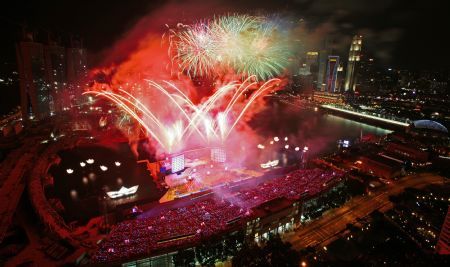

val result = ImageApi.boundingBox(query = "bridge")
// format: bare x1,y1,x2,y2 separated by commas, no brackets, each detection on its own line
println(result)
320,104,410,127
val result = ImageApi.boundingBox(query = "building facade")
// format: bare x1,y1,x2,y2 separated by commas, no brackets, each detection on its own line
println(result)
344,35,363,91
44,44,67,112
16,34,87,121
325,56,340,93
16,40,51,120
317,49,328,91
66,46,88,102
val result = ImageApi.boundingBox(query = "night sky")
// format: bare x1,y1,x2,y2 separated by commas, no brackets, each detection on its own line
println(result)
0,0,449,114
2,0,449,69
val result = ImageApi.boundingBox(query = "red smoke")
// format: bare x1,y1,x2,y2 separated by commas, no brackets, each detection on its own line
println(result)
87,2,286,159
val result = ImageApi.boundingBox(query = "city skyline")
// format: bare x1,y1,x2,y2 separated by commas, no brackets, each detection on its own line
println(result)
1,1,449,118
1,0,449,69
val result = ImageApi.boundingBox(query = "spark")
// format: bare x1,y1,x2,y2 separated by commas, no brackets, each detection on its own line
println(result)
84,78,280,152
169,15,292,80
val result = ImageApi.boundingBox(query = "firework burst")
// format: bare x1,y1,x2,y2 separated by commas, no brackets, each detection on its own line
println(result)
173,22,217,77
170,14,292,80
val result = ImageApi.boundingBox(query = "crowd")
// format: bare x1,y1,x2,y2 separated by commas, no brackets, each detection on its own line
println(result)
92,168,344,263
93,197,247,263
235,168,343,207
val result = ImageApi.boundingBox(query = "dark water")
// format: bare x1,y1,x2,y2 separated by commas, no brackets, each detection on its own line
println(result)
251,101,392,157
49,143,165,223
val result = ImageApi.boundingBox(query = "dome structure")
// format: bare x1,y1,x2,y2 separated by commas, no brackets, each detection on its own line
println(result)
413,120,448,133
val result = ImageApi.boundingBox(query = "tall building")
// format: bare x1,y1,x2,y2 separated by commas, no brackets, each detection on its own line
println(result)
317,49,328,91
296,51,318,95
66,40,88,103
337,63,344,92
44,43,67,112
356,56,375,92
16,33,88,121
436,206,450,255
299,51,319,76
344,35,363,91
16,35,51,120
325,56,339,93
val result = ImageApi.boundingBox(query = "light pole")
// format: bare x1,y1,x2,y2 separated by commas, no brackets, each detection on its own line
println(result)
301,146,309,168
100,186,109,233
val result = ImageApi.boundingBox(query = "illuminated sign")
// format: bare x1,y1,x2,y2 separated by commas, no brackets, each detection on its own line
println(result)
260,159,279,169
106,185,139,199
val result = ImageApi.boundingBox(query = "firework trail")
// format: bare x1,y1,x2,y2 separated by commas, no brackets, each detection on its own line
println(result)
83,78,280,152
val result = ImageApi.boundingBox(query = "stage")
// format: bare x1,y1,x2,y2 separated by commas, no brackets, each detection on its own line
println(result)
158,150,265,202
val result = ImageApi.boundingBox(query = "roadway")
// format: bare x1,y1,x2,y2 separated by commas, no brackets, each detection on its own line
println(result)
285,172,446,250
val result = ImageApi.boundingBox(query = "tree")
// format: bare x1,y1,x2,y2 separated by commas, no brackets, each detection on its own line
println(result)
233,235,300,267
263,235,300,267
173,248,195,267
223,230,245,257
195,238,224,266
232,241,266,267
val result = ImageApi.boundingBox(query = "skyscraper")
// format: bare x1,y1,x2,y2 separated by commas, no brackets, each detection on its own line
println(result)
297,51,318,95
317,49,328,91
67,38,88,104
16,32,88,121
325,56,339,93
16,34,51,120
299,51,319,76
344,35,363,91
44,43,67,112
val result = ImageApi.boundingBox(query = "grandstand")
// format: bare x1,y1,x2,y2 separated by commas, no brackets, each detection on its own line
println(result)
92,168,344,265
